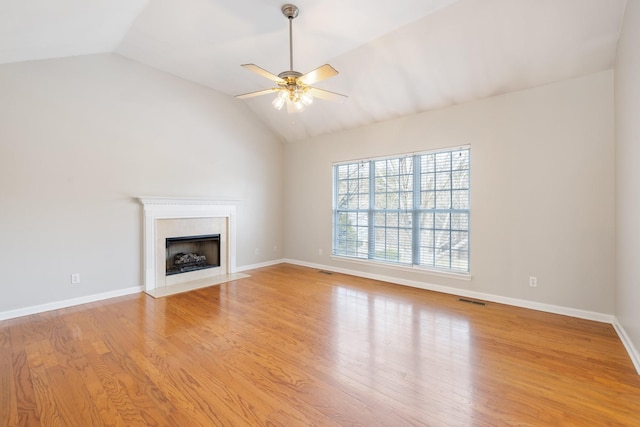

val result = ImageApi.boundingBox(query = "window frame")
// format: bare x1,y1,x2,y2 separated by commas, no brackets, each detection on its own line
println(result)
332,146,470,275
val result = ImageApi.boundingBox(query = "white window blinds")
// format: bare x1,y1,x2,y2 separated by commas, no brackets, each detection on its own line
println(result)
333,147,470,273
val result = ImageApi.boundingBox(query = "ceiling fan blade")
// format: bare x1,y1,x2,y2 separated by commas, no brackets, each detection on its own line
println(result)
241,64,285,83
308,87,348,104
298,64,338,85
235,88,278,99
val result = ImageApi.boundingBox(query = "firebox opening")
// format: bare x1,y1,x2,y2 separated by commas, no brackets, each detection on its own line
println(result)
165,234,220,276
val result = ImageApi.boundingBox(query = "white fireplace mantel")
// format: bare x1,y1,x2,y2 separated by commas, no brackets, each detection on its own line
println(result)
139,197,238,293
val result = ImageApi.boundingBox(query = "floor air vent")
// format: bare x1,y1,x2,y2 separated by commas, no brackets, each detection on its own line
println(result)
458,298,487,306
318,270,333,275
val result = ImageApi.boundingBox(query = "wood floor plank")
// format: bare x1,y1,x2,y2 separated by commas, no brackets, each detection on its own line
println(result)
0,346,18,426
83,348,150,426
29,365,67,427
2,263,640,426
12,348,40,426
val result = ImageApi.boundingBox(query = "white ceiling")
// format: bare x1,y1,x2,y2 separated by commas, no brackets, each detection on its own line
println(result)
0,0,627,142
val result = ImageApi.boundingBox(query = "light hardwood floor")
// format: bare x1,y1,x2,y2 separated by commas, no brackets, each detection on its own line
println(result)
2,263,639,426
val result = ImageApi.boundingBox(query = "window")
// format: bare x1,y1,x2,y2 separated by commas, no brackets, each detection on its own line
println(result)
333,147,470,273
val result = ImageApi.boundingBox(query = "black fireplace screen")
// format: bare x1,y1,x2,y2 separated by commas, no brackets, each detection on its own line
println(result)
165,234,220,276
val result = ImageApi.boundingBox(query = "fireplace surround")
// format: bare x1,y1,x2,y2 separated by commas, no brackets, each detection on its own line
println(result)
139,197,244,297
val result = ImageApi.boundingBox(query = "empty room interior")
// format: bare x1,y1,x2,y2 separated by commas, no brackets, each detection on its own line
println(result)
2,0,640,425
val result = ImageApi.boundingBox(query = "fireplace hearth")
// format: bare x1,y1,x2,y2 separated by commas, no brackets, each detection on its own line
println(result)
166,234,220,276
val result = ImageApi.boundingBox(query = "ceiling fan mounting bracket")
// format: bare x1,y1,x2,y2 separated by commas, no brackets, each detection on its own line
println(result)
281,4,299,20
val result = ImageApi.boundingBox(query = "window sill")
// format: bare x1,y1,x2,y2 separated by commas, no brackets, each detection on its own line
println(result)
330,255,472,281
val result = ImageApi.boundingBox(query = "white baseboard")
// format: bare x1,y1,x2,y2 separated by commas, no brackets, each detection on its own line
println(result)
612,319,640,375
236,258,285,272
283,258,614,323
0,286,143,321
284,258,640,374
0,256,287,322
3,260,639,376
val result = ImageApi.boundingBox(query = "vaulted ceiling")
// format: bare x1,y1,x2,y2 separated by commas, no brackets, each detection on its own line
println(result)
0,0,627,142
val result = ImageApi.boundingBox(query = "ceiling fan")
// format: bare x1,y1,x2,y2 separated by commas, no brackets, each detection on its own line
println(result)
236,4,347,113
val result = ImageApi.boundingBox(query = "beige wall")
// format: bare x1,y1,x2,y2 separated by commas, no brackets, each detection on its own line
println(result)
285,71,615,314
0,50,621,323
615,0,640,358
0,54,284,312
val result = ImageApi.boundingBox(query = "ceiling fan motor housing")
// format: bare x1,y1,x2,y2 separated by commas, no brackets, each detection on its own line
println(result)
278,70,302,80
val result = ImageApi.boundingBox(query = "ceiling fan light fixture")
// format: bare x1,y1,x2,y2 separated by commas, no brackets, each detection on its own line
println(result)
300,91,313,106
272,93,286,110
271,85,312,113
292,99,306,113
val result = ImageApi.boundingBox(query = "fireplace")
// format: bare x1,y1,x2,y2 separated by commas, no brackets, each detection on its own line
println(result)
166,234,221,275
139,197,241,295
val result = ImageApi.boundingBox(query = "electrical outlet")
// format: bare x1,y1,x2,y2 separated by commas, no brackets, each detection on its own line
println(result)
318,249,323,256
255,248,260,255
529,276,538,287
273,246,278,252
71,273,81,284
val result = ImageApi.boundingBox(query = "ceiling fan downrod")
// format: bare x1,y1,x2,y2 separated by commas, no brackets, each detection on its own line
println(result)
281,4,299,72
